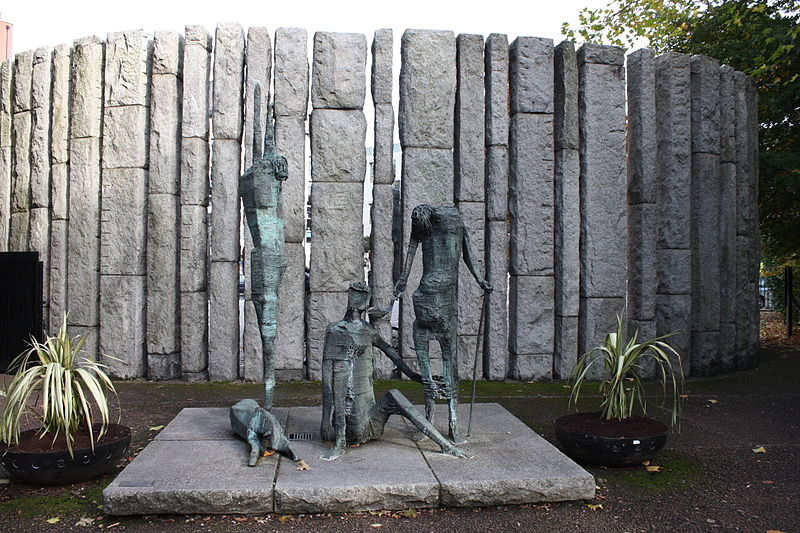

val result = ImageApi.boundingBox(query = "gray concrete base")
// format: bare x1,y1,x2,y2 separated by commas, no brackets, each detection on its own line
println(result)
103,403,594,515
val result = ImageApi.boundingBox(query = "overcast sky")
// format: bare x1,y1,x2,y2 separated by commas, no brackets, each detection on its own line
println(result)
3,0,614,56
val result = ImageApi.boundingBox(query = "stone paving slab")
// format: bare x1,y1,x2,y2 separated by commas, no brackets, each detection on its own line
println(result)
103,403,593,515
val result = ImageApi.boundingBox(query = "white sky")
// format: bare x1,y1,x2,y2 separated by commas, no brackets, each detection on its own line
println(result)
3,0,614,56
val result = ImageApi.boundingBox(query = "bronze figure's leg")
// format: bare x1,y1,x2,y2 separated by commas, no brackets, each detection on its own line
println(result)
439,331,463,443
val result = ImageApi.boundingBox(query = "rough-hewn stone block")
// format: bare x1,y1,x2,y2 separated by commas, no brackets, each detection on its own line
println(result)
100,274,146,378
274,28,309,117
306,291,348,380
51,45,70,165
182,25,212,140
67,137,101,327
0,146,9,250
0,60,10,145
485,145,508,221
509,275,554,362
276,242,307,376
312,32,367,110
719,66,736,164
70,37,104,139
509,113,553,277
181,290,208,377
510,37,553,114
484,219,508,381
690,152,721,332
457,201,486,337
150,65,181,195
399,29,456,149
275,116,306,243
12,51,33,113
553,315,578,380
100,168,147,276
30,48,51,210
11,111,31,215
104,30,149,107
690,55,721,155
310,109,367,182
626,49,656,204
152,31,181,75
309,181,364,292
180,204,208,292
455,33,484,204
690,330,719,377
180,137,210,207
655,293,691,376
554,147,580,317
244,27,271,171
102,105,148,169
554,41,578,152
370,183,395,349
49,218,68,333
373,103,394,185
8,212,29,252
577,44,625,66
371,29,393,105
627,204,657,321
208,260,239,381
656,248,691,295
209,139,241,262
212,23,245,140
147,194,180,356
484,33,509,147
579,54,627,299
655,52,691,250
719,162,737,319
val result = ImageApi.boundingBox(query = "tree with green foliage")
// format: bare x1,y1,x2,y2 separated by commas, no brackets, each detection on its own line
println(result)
564,0,799,270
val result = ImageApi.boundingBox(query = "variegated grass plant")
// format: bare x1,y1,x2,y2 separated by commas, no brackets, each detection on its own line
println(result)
569,312,685,428
1,315,117,456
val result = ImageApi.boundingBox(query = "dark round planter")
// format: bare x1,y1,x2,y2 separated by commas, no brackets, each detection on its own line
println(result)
1,424,131,485
555,413,668,467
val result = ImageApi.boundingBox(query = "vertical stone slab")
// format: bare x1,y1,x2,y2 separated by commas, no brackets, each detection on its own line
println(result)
398,29,456,372
369,29,395,375
690,55,721,377
29,47,53,328
49,44,70,333
654,52,692,374
68,37,104,361
625,49,657,376
100,30,149,378
0,60,11,251
577,44,627,379
9,51,33,252
455,34,486,379
208,23,244,382
718,65,738,370
308,31,367,379
275,242,306,380
553,41,580,379
147,31,182,379
508,37,554,381
483,34,509,380
180,26,211,381
242,27,272,382
746,77,760,368
274,27,309,378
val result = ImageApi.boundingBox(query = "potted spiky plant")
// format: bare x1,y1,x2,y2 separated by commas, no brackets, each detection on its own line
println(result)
555,313,685,466
0,315,130,485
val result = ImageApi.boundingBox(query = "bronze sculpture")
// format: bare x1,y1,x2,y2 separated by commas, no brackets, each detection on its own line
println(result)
319,282,468,460
395,204,492,443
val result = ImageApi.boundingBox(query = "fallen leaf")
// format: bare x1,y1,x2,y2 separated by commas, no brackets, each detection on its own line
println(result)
261,449,276,457
752,446,767,454
148,425,165,431
370,524,384,528
399,509,417,518
708,399,718,404
106,522,121,529
625,377,635,382
0,479,9,484
766,530,787,533
762,480,774,484
75,517,95,527
642,460,651,466
46,518,61,524
586,504,603,511
278,516,292,523
561,385,572,389
296,460,310,471
679,394,689,399
595,485,602,490
646,465,663,473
